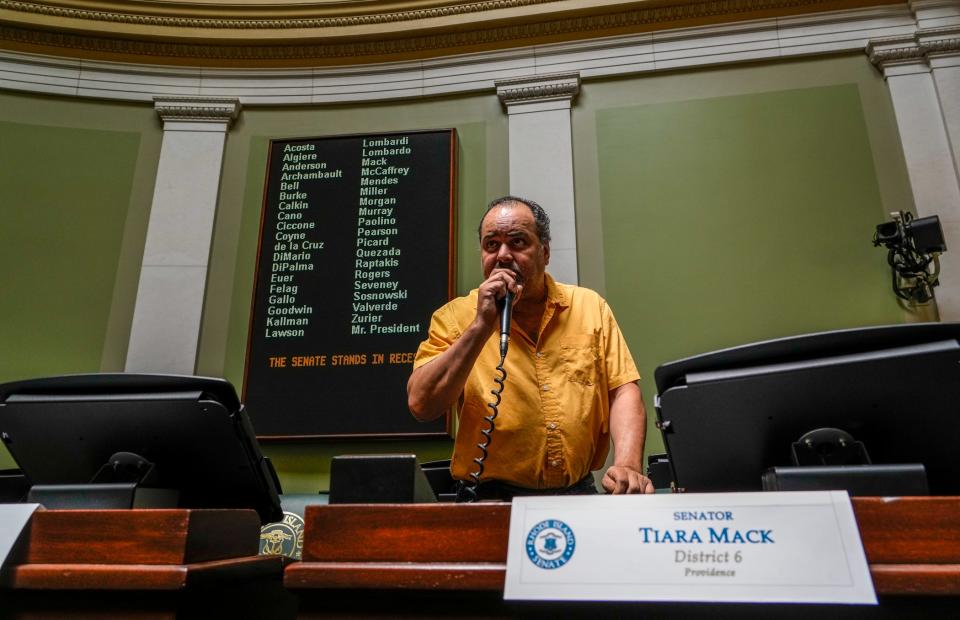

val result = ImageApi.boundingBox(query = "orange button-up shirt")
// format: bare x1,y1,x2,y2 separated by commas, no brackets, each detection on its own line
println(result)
413,274,640,489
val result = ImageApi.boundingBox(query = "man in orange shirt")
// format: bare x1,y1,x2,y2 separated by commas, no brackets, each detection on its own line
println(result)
407,196,654,499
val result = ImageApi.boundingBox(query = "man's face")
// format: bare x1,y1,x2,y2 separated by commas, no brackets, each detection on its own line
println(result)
479,203,550,291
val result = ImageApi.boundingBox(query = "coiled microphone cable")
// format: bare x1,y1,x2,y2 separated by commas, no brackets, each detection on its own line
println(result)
460,289,513,502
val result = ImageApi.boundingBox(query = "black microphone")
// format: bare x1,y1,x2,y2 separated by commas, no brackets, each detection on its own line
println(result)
499,288,514,358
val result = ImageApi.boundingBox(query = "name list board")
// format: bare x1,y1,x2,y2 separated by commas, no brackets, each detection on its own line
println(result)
244,129,457,438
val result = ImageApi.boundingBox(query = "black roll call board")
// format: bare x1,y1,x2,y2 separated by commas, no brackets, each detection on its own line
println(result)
243,129,457,438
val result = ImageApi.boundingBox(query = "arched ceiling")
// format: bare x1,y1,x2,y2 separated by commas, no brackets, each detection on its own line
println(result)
0,0,897,67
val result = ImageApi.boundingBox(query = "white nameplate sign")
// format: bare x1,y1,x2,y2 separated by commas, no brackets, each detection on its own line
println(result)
505,491,876,604
0,503,41,569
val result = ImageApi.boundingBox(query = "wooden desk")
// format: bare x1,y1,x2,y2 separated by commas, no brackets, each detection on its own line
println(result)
3,500,957,617
286,503,508,591
2,509,291,619
286,497,960,594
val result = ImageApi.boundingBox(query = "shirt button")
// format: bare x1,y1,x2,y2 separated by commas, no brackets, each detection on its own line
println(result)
536,352,544,358
549,459,560,468
547,422,558,430
542,385,550,392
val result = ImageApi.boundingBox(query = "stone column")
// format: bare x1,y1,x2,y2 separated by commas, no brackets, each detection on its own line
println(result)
920,26,960,181
869,28,960,319
126,97,240,373
496,73,581,284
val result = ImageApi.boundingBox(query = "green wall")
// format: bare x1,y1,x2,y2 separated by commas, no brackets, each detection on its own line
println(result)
573,55,924,458
0,92,160,470
197,94,508,493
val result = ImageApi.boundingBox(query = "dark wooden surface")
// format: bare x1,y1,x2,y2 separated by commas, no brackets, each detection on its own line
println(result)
301,503,511,562
1,508,293,619
288,502,510,590
853,497,960,595
18,508,261,565
288,498,960,595
1,508,277,592
853,497,960,563
2,501,959,617
3,555,284,590
286,561,506,590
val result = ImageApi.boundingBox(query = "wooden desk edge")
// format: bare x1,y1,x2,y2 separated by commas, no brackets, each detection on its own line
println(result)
870,564,960,596
2,555,284,591
285,561,506,590
284,561,960,595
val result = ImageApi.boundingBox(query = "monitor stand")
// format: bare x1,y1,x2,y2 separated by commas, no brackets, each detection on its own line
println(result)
762,427,929,496
762,463,929,495
27,451,179,509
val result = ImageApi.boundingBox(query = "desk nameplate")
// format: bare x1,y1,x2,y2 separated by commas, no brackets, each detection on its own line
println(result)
505,492,877,604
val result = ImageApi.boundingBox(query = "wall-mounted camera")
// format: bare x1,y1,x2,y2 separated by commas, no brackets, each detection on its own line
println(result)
873,211,946,304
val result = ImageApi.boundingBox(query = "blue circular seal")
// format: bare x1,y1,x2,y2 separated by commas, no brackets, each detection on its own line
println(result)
525,519,575,569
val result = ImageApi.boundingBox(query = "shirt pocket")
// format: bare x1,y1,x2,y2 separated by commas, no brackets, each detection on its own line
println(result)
560,334,600,386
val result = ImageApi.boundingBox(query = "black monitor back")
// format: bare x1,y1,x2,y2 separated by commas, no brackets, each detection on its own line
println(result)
0,373,282,523
654,323,960,494
328,454,437,504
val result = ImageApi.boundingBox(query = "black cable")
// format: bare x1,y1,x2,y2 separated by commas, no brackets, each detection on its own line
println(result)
460,353,507,503
887,246,938,302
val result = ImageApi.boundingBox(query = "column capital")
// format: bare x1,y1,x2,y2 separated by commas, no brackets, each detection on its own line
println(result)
867,34,927,76
868,25,960,75
495,72,580,111
918,25,960,57
153,96,241,125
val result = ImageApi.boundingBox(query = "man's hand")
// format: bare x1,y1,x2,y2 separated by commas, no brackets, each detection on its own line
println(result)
407,268,521,422
602,465,655,494
605,382,653,494
476,267,522,329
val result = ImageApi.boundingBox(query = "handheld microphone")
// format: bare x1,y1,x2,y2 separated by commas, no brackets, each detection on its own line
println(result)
499,289,514,358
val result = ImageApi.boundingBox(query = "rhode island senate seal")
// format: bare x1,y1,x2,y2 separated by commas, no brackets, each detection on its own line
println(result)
525,519,576,569
259,512,305,560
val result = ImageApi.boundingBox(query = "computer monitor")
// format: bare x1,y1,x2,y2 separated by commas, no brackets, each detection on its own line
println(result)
654,323,960,494
0,373,282,523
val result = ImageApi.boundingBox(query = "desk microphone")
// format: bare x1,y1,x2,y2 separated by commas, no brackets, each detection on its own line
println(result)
499,289,514,358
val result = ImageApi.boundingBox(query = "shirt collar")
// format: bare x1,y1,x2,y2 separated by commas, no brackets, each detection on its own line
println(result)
544,272,569,309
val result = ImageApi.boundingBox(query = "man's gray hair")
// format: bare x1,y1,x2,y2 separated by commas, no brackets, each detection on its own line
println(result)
478,195,551,245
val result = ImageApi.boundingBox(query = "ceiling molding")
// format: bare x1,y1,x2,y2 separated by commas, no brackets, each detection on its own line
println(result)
0,1,563,29
0,0,901,66
0,4,917,104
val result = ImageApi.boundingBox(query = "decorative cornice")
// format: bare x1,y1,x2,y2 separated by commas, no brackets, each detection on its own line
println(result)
0,0,901,67
867,38,924,66
496,72,580,105
153,97,240,124
0,4,919,105
918,26,960,56
0,0,559,30
921,36,960,54
868,25,960,69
